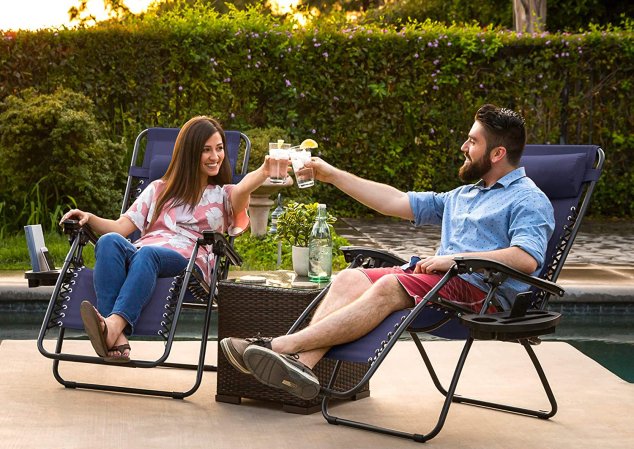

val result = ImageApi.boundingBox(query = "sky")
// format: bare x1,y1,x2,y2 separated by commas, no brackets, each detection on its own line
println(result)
0,0,154,31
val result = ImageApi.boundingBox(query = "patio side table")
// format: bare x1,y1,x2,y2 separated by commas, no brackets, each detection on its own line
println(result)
216,279,370,414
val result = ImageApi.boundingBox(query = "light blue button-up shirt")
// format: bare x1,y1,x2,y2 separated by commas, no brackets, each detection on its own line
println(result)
408,167,555,310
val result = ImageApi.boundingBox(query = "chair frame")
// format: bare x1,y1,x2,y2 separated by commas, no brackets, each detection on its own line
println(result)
35,127,249,398
288,145,604,442
37,227,240,399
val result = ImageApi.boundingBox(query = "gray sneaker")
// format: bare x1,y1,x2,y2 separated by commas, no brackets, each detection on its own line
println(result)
243,346,321,400
219,336,272,374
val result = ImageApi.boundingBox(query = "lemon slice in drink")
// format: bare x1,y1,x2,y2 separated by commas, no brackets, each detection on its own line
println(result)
300,139,318,149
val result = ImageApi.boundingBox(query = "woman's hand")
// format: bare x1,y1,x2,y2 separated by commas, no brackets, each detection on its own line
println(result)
260,154,290,180
59,209,92,227
59,209,136,236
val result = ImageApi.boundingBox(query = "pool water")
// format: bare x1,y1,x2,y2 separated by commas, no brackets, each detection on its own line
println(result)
2,309,632,383
542,314,634,382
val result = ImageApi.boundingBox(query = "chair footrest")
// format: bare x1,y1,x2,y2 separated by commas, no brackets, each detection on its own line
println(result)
460,310,561,340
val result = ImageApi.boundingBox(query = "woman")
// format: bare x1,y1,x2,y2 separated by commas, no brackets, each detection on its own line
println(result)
60,116,274,362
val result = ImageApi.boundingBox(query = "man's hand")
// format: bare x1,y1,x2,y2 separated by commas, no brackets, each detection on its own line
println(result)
305,157,337,184
414,255,456,274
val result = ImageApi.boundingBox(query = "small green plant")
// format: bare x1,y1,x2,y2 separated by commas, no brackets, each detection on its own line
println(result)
232,231,350,272
274,202,336,247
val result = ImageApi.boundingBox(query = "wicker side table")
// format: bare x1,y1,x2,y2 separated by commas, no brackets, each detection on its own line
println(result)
216,280,370,414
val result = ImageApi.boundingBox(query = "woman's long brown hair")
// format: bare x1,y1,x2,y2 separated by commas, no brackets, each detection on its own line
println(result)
147,116,232,231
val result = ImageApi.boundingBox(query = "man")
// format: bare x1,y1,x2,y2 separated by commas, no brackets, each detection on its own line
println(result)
221,104,555,401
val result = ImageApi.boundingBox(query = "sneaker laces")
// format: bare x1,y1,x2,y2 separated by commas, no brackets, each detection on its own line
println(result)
281,353,316,376
245,334,273,347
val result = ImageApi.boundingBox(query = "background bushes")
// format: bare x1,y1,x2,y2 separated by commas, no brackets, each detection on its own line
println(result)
0,7,632,231
0,88,126,235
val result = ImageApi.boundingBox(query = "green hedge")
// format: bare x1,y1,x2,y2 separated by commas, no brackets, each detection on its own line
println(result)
1,8,632,219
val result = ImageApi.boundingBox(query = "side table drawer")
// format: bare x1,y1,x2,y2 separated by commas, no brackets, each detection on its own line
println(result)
216,280,370,414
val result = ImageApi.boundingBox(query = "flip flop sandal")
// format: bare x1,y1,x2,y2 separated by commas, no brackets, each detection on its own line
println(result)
80,300,109,358
105,343,131,363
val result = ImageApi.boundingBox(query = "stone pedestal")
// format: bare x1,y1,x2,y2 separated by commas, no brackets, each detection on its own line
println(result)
248,178,293,236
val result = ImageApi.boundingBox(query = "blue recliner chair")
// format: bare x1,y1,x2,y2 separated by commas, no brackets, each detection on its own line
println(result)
288,144,604,442
36,128,250,398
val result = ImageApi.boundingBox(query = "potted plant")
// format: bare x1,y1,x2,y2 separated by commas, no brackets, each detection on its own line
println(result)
274,202,336,276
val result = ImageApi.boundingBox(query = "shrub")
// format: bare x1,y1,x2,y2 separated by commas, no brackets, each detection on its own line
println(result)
0,10,631,217
0,88,126,233
243,125,292,168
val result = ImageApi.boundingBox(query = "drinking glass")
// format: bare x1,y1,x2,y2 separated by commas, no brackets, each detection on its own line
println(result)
291,150,314,188
268,142,291,184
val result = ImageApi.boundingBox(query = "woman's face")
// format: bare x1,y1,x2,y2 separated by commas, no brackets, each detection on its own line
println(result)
199,132,225,179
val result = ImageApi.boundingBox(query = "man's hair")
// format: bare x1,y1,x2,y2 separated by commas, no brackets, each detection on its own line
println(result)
475,104,526,165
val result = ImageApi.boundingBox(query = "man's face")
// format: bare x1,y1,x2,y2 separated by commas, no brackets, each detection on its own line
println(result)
459,121,492,182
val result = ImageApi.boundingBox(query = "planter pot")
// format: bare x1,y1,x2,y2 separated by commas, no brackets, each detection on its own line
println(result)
291,245,309,277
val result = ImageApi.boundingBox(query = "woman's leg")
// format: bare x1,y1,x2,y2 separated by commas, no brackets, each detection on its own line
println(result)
93,233,137,317
110,245,189,334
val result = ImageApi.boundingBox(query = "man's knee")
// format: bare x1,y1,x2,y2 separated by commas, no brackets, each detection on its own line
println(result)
330,269,371,294
370,275,414,309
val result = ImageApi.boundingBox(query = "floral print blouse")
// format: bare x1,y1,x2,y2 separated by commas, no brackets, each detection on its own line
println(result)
123,179,248,283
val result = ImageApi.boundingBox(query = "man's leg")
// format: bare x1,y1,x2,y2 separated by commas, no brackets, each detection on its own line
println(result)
220,268,373,373
242,274,414,400
272,273,414,368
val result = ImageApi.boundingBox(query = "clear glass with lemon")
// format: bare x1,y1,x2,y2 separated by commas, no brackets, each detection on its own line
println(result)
291,139,318,188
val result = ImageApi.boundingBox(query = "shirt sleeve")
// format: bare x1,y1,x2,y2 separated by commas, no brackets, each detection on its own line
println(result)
407,191,446,226
123,180,159,232
222,184,250,237
508,189,555,270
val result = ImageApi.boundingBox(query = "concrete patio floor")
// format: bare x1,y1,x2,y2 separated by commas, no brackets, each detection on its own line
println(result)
1,339,632,448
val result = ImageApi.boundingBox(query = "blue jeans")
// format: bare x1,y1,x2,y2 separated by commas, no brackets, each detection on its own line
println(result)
93,233,189,333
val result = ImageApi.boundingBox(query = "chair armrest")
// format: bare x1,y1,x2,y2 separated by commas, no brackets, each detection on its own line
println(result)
340,246,407,268
453,256,565,298
62,219,100,245
200,231,242,267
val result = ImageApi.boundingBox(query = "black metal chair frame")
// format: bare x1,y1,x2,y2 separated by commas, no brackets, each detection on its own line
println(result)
35,127,250,399
288,145,604,442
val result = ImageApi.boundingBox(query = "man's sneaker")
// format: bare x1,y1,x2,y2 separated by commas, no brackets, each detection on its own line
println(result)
243,346,321,400
219,336,272,374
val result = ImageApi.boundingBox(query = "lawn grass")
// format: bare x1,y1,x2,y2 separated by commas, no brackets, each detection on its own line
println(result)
0,231,348,272
0,231,95,271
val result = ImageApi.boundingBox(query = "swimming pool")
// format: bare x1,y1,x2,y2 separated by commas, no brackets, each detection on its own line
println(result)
542,314,634,382
2,305,632,383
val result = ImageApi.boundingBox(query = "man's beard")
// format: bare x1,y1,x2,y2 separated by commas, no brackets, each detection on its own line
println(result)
458,153,492,183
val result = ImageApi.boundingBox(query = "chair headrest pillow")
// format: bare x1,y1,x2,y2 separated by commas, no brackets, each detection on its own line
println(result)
148,155,172,183
520,153,586,200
